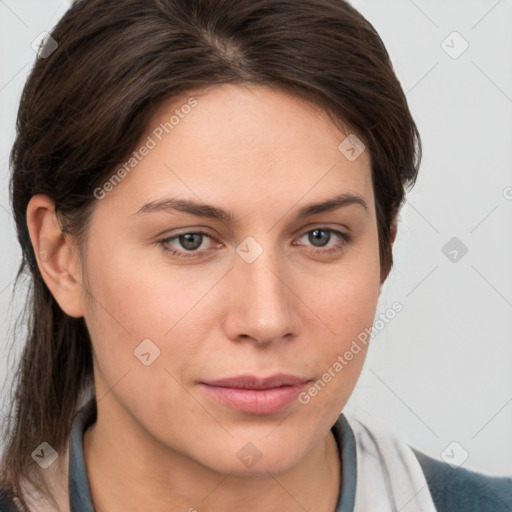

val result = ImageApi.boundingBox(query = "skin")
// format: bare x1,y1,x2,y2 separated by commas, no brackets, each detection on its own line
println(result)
27,83,393,512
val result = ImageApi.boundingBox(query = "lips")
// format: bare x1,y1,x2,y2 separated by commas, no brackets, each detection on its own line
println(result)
203,374,310,390
199,374,312,414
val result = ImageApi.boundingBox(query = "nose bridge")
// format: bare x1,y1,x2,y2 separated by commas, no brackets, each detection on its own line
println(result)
227,236,296,342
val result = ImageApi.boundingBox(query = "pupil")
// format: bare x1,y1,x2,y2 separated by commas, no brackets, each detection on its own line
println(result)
309,229,330,247
180,233,202,250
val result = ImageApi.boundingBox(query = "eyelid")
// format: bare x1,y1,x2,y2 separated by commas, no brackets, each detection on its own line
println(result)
291,221,351,237
294,227,352,249
159,229,219,248
160,222,351,241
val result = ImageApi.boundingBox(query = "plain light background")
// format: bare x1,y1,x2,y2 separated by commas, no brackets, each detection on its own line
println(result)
1,0,511,476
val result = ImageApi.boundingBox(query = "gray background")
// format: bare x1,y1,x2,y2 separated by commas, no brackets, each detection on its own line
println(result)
1,0,511,475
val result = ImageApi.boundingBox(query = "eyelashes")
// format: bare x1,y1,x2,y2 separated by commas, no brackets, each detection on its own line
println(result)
158,227,352,260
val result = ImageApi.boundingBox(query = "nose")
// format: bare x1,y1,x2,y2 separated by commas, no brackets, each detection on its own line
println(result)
223,245,300,346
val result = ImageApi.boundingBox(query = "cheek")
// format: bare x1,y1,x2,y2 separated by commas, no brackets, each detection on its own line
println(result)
297,239,381,403
80,239,225,391
308,271,379,376
306,241,382,342
315,270,380,328
82,237,205,335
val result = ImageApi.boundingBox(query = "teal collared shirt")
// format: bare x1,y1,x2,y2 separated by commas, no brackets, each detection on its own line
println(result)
1,397,512,511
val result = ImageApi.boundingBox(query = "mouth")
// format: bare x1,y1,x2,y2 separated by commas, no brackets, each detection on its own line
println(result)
199,374,312,414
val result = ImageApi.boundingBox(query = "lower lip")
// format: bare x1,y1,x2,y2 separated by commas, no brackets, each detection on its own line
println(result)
200,382,309,414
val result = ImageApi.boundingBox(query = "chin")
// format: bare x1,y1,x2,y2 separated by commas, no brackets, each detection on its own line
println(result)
195,438,307,477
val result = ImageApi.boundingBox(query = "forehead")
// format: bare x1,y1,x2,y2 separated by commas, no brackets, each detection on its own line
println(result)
100,83,374,216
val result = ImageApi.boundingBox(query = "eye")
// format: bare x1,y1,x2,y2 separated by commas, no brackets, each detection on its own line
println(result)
159,231,219,259
158,227,352,260
294,228,352,255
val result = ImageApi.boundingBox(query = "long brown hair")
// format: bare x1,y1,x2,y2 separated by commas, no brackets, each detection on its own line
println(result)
1,0,421,508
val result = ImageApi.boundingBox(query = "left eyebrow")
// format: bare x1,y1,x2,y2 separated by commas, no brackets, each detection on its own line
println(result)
296,192,369,218
133,192,369,223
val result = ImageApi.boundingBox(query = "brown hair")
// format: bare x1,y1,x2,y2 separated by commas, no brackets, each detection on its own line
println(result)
1,0,421,508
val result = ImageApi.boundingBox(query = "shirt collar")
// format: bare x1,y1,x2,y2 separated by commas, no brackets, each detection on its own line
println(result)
69,397,97,512
68,398,356,512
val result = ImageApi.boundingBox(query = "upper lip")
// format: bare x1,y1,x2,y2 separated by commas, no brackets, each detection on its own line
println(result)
201,374,311,390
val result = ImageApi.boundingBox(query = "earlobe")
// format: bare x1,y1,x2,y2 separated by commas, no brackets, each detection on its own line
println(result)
26,194,85,318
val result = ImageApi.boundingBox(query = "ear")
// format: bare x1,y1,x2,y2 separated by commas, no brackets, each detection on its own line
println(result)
26,194,85,318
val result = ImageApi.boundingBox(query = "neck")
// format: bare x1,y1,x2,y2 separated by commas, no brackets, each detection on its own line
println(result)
83,401,341,512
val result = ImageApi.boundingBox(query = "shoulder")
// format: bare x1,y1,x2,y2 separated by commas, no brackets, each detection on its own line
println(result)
413,448,512,512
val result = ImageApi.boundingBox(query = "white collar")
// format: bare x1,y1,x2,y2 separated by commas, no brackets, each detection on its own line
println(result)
343,412,437,512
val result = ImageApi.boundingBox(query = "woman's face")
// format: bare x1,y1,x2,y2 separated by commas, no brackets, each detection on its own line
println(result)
79,83,381,474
